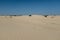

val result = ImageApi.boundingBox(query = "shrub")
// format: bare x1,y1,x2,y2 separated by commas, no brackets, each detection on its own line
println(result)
43,15,48,17
29,15,32,16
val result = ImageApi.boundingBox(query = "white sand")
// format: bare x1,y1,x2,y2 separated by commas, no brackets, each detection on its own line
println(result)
0,15,60,40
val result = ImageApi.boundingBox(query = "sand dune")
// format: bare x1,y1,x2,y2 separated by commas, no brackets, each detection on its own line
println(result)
0,15,60,40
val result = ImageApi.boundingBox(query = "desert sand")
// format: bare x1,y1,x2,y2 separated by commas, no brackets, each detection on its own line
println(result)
0,15,60,40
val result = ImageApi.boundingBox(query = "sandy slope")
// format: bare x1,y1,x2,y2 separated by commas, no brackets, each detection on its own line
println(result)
0,15,60,40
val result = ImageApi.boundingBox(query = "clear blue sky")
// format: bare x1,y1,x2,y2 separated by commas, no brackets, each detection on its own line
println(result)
0,0,60,15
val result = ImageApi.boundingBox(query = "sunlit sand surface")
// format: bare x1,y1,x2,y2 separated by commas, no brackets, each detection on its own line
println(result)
0,15,60,40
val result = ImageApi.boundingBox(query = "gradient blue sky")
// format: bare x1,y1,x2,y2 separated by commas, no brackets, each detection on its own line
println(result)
0,0,60,15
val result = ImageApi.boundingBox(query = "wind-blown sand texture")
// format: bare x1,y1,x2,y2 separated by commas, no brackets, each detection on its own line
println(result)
0,15,60,40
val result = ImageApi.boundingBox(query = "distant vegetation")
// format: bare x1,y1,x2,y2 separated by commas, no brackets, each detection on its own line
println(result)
43,15,48,17
10,15,23,16
9,15,23,18
29,14,32,16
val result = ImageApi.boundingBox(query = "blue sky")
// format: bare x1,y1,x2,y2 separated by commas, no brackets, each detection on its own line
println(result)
0,0,60,15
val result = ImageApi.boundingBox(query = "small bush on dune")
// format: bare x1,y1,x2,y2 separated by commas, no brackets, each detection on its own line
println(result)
29,15,32,16
43,15,48,17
